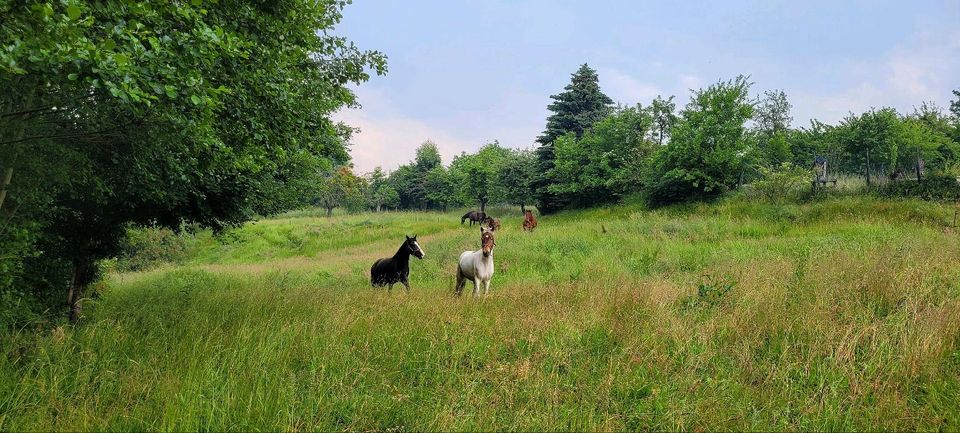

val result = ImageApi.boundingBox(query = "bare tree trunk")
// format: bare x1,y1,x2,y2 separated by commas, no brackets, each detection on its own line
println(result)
326,206,333,217
520,203,526,213
0,167,12,211
916,147,922,181
67,262,83,323
479,197,488,213
2,77,37,211
865,149,871,187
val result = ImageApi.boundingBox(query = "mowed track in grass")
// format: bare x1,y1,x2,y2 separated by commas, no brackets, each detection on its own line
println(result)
2,198,960,431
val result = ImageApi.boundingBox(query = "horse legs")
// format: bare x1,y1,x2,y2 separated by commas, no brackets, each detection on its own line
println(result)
455,265,466,296
472,278,481,296
483,279,490,295
401,278,410,292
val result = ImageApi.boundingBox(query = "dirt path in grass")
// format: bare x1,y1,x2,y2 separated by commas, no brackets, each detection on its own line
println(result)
116,225,471,283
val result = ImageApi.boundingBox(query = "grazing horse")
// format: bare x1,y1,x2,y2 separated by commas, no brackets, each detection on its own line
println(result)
461,210,487,226
522,210,537,232
484,216,501,231
370,235,425,291
456,226,496,296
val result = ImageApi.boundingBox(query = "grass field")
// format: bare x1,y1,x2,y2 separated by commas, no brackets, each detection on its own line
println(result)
2,196,960,431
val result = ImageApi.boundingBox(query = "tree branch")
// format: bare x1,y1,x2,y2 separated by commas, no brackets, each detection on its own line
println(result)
0,127,124,146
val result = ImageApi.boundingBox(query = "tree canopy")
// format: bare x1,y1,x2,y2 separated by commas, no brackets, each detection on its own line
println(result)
0,0,385,324
534,63,613,214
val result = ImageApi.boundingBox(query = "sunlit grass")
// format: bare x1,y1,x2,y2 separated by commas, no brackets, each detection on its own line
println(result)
2,197,959,431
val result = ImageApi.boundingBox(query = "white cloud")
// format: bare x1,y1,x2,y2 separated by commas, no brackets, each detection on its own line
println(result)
599,68,663,105
333,86,475,174
792,29,960,125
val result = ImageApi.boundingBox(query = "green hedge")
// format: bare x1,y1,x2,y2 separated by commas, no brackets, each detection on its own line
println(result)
876,174,960,202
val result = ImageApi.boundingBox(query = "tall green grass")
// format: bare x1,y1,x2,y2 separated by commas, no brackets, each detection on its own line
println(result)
2,197,959,431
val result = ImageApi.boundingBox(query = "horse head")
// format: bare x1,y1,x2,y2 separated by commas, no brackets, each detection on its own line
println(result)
405,235,425,259
480,226,495,257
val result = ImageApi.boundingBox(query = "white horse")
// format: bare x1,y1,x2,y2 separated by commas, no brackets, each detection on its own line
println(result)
456,226,496,296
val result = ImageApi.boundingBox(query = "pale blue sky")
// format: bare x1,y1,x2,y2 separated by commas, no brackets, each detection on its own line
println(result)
333,1,960,172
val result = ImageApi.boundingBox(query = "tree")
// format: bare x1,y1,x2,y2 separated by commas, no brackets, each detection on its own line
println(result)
753,89,794,166
835,108,901,185
366,167,399,212
422,166,456,211
645,76,754,206
787,120,843,170
388,164,421,209
0,1,385,323
497,149,537,213
549,105,655,206
315,166,365,216
534,63,613,214
648,95,678,145
946,91,960,145
951,90,960,119
415,140,443,172
450,141,511,212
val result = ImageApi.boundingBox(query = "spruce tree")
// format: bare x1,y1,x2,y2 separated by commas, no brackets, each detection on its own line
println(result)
534,64,613,214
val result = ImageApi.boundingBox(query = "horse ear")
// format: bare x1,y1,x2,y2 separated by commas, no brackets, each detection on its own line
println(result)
413,235,417,240
406,235,411,240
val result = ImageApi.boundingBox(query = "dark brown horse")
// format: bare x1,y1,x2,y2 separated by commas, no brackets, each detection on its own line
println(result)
370,235,425,291
461,210,486,226
484,216,501,231
522,210,537,232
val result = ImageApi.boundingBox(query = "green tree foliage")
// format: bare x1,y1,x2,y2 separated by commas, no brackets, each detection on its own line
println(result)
386,141,447,210
314,166,366,216
645,76,755,206
366,167,399,212
834,108,901,183
787,120,842,170
0,0,385,323
647,95,678,145
422,166,456,211
449,142,511,212
549,105,654,206
951,90,960,119
753,89,794,166
534,63,613,214
415,140,442,172
387,164,421,209
750,162,811,204
496,149,537,212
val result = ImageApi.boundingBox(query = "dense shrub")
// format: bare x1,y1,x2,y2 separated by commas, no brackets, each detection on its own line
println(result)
749,163,812,203
116,227,191,272
876,174,960,202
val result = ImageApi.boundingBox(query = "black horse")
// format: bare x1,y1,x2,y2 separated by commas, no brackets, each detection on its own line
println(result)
461,210,486,226
370,235,425,291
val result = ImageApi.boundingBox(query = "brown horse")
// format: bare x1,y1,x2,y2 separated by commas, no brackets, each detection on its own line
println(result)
484,216,501,231
522,210,537,232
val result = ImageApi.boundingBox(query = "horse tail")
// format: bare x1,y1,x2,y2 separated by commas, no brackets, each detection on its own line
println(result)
455,261,466,295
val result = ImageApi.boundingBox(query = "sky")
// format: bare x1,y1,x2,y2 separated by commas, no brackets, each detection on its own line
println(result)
332,0,960,173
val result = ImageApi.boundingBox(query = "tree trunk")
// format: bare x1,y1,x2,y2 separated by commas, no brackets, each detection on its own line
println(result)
0,167,12,211
520,203,526,213
479,197,488,213
865,149,871,187
2,77,37,211
326,206,333,217
376,203,382,213
67,262,83,323
916,147,922,181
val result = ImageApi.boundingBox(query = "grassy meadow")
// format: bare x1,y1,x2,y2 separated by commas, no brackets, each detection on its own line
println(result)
2,196,960,431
